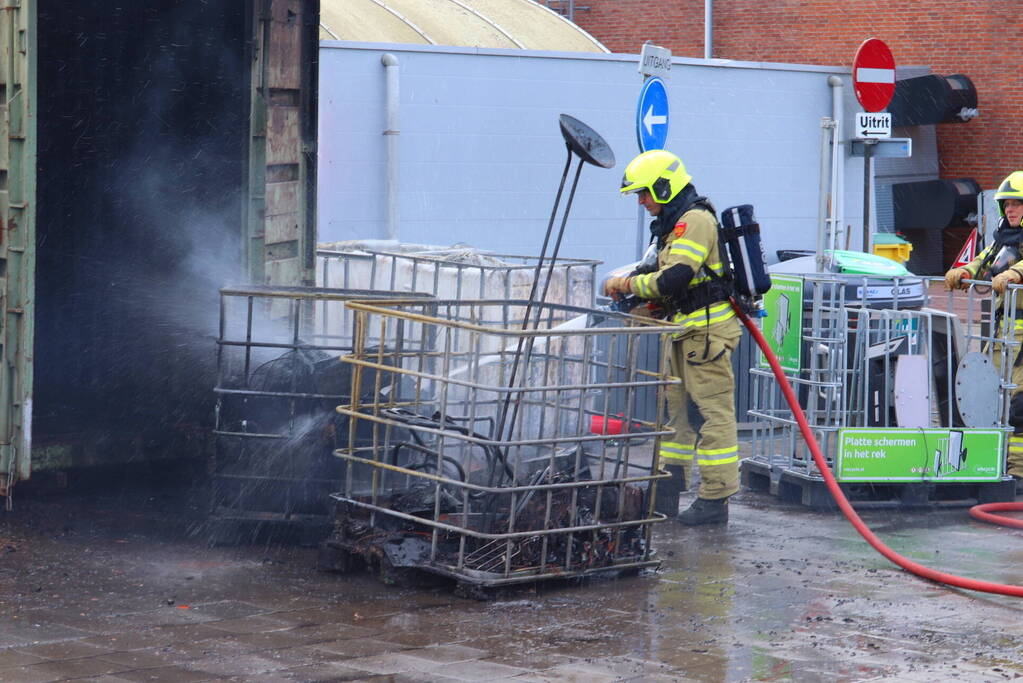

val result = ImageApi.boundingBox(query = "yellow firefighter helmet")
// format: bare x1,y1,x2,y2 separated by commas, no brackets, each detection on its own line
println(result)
994,171,1023,216
620,150,692,204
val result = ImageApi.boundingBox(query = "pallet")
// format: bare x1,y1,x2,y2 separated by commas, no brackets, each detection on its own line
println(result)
317,537,648,600
741,458,1017,511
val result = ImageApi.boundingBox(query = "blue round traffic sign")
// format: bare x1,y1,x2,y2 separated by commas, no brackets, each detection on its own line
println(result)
636,77,669,152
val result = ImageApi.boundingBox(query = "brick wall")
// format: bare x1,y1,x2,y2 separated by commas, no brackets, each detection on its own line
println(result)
572,0,1016,190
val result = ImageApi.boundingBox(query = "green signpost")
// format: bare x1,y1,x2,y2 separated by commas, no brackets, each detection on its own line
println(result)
760,274,803,372
836,428,1004,482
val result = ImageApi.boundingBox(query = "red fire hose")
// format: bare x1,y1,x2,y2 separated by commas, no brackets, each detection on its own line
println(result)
969,503,1023,529
733,299,1023,597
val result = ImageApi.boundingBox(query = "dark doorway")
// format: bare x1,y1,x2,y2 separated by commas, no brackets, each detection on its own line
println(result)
35,2,249,465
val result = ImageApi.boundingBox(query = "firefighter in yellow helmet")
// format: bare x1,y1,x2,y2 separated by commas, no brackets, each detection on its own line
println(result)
944,171,1023,485
604,149,741,525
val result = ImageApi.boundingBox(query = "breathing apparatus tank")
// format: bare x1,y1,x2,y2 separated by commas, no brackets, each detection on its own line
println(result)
718,204,772,305
601,204,772,314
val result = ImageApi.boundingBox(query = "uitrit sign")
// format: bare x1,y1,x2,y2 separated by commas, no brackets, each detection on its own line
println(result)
856,111,892,138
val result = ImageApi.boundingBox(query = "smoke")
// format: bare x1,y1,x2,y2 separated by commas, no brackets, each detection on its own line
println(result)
35,1,249,434
108,2,247,336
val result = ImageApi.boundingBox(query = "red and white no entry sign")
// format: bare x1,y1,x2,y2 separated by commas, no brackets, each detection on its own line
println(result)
853,38,895,112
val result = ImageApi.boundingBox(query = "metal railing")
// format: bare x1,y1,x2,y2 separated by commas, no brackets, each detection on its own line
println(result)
317,246,598,308
747,275,1016,480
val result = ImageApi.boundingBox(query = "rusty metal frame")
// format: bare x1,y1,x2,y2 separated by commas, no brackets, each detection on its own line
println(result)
211,284,429,532
329,298,678,587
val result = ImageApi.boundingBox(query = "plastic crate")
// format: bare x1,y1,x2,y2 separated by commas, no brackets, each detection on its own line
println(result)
873,233,913,264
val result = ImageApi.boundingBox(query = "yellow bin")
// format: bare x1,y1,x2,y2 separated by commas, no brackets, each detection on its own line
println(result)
872,233,913,264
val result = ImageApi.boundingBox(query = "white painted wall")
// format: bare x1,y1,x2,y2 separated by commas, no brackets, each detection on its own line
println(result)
318,41,863,280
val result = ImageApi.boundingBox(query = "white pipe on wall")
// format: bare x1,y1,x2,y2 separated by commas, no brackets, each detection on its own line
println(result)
382,53,400,241
704,0,713,59
828,75,844,252
816,118,833,273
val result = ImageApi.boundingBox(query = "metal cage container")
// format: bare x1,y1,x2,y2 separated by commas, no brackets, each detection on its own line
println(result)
745,274,1017,498
210,285,431,544
317,245,599,310
322,298,678,591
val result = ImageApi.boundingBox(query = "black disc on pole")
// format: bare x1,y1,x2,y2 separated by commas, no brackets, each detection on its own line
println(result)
559,114,615,169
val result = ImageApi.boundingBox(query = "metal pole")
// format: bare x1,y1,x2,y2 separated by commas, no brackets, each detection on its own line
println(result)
828,76,844,253
704,0,713,59
816,117,834,273
862,141,874,253
500,158,586,450
491,146,575,480
382,53,400,241
523,147,574,309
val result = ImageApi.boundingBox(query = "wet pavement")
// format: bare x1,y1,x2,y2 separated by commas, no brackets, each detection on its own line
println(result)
3,452,1023,683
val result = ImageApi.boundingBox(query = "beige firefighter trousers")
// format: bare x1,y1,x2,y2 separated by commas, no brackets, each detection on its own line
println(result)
659,320,743,500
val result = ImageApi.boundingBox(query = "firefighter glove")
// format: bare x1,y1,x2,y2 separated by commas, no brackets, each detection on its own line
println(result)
943,268,970,291
603,276,633,297
993,268,1022,294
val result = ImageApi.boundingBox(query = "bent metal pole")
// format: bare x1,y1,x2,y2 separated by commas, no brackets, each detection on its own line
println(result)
492,115,615,479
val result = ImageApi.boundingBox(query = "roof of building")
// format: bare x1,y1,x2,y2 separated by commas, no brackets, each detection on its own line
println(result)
319,0,609,53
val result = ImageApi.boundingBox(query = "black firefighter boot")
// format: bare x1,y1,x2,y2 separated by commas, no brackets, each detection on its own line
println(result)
654,464,686,516
678,496,728,526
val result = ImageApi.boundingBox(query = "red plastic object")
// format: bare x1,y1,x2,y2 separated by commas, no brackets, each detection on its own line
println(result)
591,415,626,435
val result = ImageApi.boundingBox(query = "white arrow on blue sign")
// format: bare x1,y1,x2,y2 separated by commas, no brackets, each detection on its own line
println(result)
636,77,669,152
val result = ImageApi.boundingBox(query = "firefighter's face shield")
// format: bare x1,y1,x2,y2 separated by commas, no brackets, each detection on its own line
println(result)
619,175,648,197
